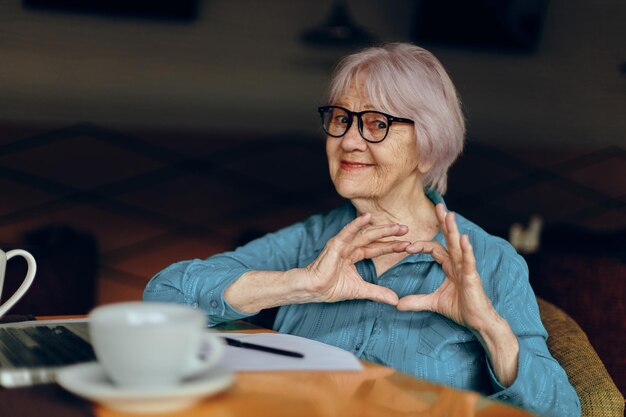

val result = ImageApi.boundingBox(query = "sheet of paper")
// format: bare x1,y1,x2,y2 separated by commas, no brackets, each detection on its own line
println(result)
214,332,363,372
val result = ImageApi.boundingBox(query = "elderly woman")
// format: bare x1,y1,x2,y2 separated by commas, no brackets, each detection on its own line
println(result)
144,43,580,417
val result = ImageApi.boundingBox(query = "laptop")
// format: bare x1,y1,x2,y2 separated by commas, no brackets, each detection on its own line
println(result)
0,318,95,387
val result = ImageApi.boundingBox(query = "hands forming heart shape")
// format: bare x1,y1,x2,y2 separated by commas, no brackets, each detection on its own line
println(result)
304,203,497,331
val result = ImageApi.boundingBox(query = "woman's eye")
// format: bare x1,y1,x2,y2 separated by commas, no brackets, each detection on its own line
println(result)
368,119,387,130
337,116,349,124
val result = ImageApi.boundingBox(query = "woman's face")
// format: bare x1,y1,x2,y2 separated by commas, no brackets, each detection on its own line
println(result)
326,81,423,203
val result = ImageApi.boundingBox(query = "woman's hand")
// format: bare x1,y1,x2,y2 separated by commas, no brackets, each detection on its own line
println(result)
304,212,410,306
397,204,519,386
224,212,408,313
396,204,498,331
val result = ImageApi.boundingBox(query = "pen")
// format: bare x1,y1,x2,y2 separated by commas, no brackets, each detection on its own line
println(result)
221,337,304,358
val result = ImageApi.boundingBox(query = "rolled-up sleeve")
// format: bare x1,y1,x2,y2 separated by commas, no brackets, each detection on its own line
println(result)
486,256,581,417
143,218,319,326
143,256,254,326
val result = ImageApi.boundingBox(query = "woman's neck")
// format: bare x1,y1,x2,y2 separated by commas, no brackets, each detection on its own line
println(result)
351,188,439,242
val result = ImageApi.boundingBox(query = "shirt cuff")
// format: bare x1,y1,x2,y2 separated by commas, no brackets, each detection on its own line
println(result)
486,342,530,405
185,261,256,326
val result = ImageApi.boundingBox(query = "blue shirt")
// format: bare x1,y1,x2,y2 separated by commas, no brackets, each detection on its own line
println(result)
143,193,581,417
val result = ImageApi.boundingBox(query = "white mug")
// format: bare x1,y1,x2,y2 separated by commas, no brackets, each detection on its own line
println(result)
0,249,37,318
89,301,224,388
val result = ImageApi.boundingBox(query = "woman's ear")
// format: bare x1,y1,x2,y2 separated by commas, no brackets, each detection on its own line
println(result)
417,159,434,174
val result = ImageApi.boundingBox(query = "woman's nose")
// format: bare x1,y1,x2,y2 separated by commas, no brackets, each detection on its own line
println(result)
341,118,367,151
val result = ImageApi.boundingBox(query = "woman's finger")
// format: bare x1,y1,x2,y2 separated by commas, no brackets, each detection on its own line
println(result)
406,241,461,282
406,241,450,265
444,212,463,262
435,204,448,234
336,212,372,244
396,294,435,312
353,223,409,247
357,222,408,235
436,204,464,265
355,282,399,305
460,235,477,276
351,240,411,262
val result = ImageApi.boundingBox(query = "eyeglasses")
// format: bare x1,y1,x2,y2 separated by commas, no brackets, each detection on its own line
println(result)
318,105,415,143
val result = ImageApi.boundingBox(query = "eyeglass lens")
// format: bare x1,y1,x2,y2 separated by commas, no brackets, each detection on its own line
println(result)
322,107,389,142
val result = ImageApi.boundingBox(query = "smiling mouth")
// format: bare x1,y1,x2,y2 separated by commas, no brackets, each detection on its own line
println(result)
340,160,374,171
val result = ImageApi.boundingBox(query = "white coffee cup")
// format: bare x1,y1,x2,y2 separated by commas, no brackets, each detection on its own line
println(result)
0,249,37,318
89,302,224,389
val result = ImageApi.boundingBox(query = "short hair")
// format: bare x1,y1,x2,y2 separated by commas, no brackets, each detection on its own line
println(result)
327,43,465,195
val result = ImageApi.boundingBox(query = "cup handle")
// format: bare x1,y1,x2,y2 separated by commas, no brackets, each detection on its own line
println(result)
183,332,225,378
0,250,37,317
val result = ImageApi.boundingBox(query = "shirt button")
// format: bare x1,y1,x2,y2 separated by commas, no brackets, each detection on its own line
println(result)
210,300,219,308
192,302,199,309
355,344,362,351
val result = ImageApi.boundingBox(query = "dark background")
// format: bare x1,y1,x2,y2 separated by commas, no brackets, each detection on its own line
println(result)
0,0,624,393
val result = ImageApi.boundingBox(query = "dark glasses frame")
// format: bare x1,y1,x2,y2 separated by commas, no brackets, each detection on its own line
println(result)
318,105,415,143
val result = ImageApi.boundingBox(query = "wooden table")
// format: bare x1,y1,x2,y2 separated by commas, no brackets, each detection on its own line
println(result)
95,363,532,417
18,318,535,417
99,321,533,417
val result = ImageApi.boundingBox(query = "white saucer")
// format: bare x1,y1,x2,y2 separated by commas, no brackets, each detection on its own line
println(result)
56,362,234,413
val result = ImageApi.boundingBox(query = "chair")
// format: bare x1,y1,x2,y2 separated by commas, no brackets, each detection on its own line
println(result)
537,297,624,417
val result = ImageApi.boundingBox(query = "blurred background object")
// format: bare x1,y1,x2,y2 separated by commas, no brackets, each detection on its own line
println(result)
412,0,549,52
22,0,200,21
300,0,375,49
1,224,98,316
0,0,624,394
